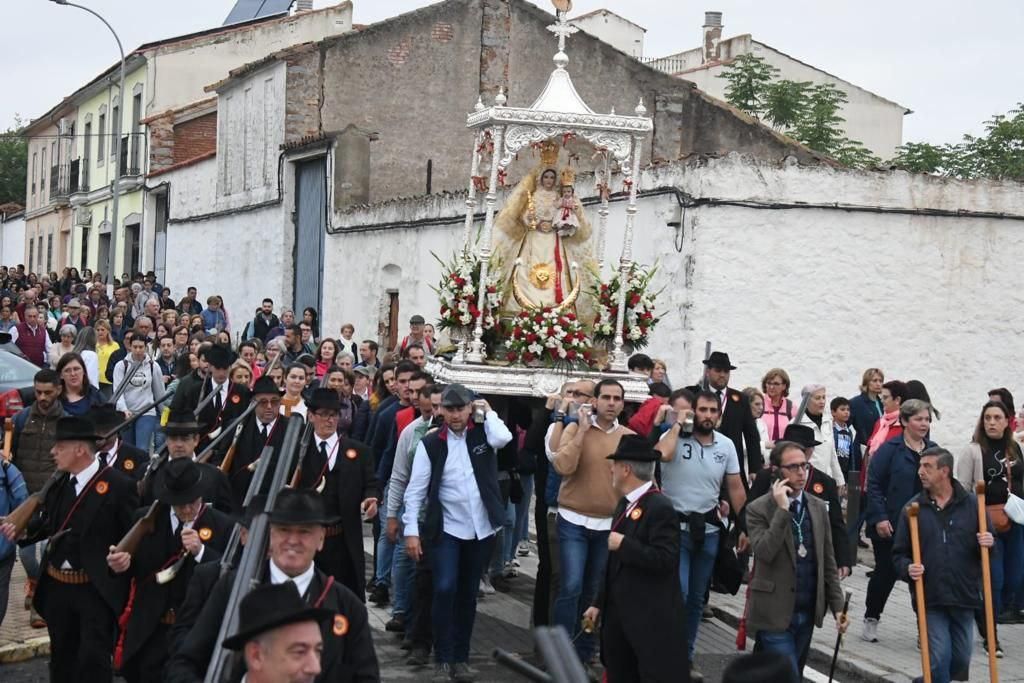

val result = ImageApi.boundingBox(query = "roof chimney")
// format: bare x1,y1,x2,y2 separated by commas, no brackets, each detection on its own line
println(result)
702,11,723,64
295,0,314,12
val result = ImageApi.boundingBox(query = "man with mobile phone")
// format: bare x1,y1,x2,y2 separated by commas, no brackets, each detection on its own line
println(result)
745,441,848,678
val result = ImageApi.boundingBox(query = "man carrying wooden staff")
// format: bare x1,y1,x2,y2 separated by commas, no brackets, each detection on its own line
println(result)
893,447,995,683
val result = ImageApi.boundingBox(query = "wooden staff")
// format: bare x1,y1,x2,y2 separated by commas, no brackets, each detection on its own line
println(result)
2,421,12,463
907,503,931,683
976,481,999,682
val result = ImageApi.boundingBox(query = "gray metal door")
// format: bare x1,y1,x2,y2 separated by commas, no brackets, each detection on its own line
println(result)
294,158,326,316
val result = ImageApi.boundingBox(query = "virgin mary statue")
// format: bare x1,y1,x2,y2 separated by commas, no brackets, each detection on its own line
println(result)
495,141,593,316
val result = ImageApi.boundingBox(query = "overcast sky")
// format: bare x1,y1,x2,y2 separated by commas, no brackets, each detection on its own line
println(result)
5,0,1022,148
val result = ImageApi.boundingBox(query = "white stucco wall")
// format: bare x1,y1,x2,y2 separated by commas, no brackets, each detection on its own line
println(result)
319,155,1024,446
571,11,645,59
652,36,908,160
0,216,26,268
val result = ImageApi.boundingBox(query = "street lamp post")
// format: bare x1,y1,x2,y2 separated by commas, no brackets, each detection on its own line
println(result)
51,0,124,290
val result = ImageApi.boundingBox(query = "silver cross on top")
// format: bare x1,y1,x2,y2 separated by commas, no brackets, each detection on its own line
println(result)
547,10,578,53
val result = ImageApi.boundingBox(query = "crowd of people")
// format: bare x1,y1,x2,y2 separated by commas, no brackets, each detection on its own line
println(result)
0,266,1019,683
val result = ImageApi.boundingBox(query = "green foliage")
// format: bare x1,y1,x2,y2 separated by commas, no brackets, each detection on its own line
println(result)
888,103,1024,181
718,55,877,168
762,79,810,131
717,53,778,117
0,116,27,206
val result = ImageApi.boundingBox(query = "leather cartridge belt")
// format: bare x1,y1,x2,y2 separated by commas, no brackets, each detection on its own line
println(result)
324,524,343,537
46,565,90,585
160,609,176,625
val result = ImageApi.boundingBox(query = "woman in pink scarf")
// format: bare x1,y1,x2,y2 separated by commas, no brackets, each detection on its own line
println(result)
760,367,794,444
868,380,910,455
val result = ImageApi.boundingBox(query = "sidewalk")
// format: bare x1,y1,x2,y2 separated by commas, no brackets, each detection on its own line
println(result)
0,561,49,664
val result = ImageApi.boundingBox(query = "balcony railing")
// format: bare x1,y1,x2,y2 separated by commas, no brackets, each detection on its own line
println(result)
69,159,89,195
119,133,146,177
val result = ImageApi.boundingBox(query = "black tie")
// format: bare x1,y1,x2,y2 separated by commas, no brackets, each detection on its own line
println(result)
172,518,181,538
716,389,723,403
319,441,329,464
214,386,223,413
260,424,269,441
98,452,108,468
790,498,801,517
68,475,78,496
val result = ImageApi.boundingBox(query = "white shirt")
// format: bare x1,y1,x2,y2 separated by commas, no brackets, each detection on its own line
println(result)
71,457,101,497
256,417,278,439
314,432,340,471
624,480,654,509
403,411,513,540
169,508,206,562
99,439,121,468
268,559,315,598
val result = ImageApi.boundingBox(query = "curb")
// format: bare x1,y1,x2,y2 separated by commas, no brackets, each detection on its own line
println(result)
711,606,909,683
0,636,50,664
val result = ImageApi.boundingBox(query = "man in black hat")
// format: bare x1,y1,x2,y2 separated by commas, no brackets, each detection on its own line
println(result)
171,345,251,455
1,416,138,683
742,423,851,575
297,388,378,600
106,458,233,683
582,434,689,682
143,411,235,515
91,403,149,483
403,383,513,682
223,582,332,683
165,488,379,683
223,376,287,504
686,351,763,486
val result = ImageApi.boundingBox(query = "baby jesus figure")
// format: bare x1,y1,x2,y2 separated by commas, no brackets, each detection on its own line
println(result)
553,184,580,237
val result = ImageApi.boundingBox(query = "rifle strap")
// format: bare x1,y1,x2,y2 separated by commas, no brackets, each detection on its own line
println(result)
312,575,335,608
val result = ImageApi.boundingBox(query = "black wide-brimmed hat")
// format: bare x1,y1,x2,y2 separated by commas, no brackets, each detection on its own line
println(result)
154,457,205,505
306,387,341,413
783,423,822,449
606,434,660,463
222,582,333,650
267,488,339,527
89,404,126,434
54,416,100,443
702,351,736,370
251,375,283,397
164,410,204,437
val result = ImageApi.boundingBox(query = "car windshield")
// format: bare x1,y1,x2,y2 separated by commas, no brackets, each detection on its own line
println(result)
0,349,41,384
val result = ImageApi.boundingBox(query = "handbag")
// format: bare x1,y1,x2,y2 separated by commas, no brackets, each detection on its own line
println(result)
1005,492,1024,525
987,503,1011,534
712,525,744,595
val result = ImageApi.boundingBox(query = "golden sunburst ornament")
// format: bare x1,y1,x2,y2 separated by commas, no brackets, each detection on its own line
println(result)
529,263,554,289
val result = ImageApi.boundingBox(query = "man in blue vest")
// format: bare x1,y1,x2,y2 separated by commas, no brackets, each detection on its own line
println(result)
403,384,513,683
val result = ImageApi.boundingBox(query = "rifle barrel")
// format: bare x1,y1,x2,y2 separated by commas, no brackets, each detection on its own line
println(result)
109,358,144,407
195,402,258,465
101,390,174,441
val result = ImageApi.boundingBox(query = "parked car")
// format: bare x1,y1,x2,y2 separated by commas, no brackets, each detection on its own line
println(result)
0,338,39,420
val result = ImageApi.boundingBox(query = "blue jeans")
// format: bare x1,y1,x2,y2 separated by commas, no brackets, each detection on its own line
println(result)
123,414,157,451
375,489,394,589
994,522,1024,612
513,473,534,546
553,515,609,662
488,500,516,577
755,608,815,678
921,607,973,683
679,529,719,658
390,504,414,617
430,532,494,664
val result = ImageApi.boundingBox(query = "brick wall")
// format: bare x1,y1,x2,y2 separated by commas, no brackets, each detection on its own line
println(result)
173,113,217,165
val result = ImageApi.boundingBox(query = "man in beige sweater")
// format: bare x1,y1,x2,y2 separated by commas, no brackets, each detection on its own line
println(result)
552,378,634,670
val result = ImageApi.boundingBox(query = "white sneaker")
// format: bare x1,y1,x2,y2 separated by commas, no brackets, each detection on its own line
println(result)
861,617,879,643
479,576,495,595
517,542,531,557
503,561,518,578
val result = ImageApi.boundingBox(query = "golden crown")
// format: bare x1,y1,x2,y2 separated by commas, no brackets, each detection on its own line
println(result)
560,167,575,186
539,140,560,168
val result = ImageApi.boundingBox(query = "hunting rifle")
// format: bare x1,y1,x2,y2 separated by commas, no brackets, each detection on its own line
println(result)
204,413,307,683
108,357,144,408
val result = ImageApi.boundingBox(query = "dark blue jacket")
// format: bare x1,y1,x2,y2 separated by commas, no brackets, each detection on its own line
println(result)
892,481,983,610
848,393,882,470
866,434,936,532
0,461,28,560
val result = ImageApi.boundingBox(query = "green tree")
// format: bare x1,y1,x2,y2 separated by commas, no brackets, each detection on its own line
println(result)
763,79,810,131
717,53,778,117
792,83,847,155
0,116,27,206
888,141,949,174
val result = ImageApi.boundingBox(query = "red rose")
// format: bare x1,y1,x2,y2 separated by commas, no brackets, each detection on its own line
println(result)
526,333,538,343
566,350,577,360
534,315,543,324
567,313,577,321
523,352,534,362
506,351,517,361
630,293,641,306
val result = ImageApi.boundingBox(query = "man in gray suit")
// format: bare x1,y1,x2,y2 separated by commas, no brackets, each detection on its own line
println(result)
746,440,849,678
